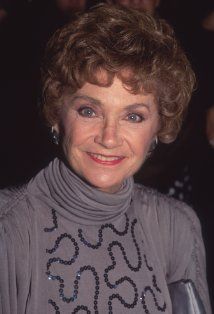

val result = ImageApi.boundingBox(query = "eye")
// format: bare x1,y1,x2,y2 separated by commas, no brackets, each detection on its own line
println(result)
77,106,96,118
126,113,144,123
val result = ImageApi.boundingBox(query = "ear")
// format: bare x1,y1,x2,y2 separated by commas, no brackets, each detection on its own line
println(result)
53,123,59,133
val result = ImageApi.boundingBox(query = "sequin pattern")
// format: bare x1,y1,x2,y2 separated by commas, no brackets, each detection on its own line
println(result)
140,251,167,313
44,209,167,313
44,209,58,232
78,214,129,249
48,299,60,314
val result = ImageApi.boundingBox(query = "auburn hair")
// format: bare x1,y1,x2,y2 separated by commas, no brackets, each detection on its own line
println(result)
41,4,195,143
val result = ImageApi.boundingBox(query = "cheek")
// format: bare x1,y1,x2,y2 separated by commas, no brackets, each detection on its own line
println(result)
134,140,150,159
61,117,92,151
130,128,156,155
61,130,73,158
60,116,76,153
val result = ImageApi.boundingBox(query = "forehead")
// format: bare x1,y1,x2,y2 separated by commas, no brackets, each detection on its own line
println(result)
74,77,157,109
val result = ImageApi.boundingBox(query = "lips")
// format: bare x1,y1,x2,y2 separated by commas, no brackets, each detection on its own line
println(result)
87,152,125,165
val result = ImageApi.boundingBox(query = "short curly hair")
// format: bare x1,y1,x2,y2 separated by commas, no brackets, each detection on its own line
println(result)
41,4,195,143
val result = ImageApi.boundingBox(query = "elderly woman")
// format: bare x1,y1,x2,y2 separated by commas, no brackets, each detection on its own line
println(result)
0,4,211,314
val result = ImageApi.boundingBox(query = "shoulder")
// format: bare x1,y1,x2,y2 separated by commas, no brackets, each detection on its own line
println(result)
133,183,201,233
0,185,28,217
0,185,34,242
133,183,205,280
133,183,202,266
0,186,35,310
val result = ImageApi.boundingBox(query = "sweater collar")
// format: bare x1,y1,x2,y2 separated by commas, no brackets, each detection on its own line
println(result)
31,158,134,225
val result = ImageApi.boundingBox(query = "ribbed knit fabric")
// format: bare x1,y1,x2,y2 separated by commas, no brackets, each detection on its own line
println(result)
33,158,134,225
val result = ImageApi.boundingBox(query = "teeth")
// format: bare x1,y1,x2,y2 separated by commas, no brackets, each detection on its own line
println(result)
90,153,121,161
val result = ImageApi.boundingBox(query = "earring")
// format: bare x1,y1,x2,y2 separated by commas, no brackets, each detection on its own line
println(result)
148,136,158,154
51,126,59,145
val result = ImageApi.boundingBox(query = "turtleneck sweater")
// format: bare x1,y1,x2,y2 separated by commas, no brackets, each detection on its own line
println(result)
38,158,134,225
0,158,211,314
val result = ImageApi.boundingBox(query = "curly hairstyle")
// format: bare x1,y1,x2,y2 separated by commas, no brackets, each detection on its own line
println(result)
41,4,195,143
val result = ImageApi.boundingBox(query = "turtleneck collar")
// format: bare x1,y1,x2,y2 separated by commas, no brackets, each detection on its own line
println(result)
30,158,134,226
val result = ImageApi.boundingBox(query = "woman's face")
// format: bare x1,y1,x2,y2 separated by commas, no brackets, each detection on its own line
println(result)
55,76,159,193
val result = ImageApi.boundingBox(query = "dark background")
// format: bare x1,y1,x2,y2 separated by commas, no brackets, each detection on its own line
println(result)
0,0,213,309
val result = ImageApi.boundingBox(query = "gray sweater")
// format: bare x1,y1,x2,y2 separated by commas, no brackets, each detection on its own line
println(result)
0,158,211,313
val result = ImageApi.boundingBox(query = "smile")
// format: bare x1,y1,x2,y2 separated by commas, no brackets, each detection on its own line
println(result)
87,152,125,165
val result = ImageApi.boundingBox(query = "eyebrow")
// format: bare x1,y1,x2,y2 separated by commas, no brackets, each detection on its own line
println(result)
124,103,151,112
70,94,151,112
70,94,101,106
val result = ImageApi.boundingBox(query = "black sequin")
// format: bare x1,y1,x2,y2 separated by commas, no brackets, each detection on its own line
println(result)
104,219,141,311
46,233,79,284
48,299,60,314
58,265,100,308
152,275,161,293
44,209,58,232
108,287,138,313
72,305,91,313
140,243,167,312
45,210,167,313
140,287,166,313
78,214,129,249
143,254,153,272
104,219,142,280
46,233,79,265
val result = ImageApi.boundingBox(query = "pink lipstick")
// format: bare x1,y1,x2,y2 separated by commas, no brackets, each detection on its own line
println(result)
87,152,125,165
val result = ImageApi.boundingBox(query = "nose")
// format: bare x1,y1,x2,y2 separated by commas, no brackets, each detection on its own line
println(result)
94,119,123,149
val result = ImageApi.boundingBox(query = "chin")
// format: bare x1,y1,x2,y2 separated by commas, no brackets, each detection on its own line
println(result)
84,173,122,193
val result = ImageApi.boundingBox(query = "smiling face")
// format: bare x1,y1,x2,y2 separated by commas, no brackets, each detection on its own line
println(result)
55,76,159,193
